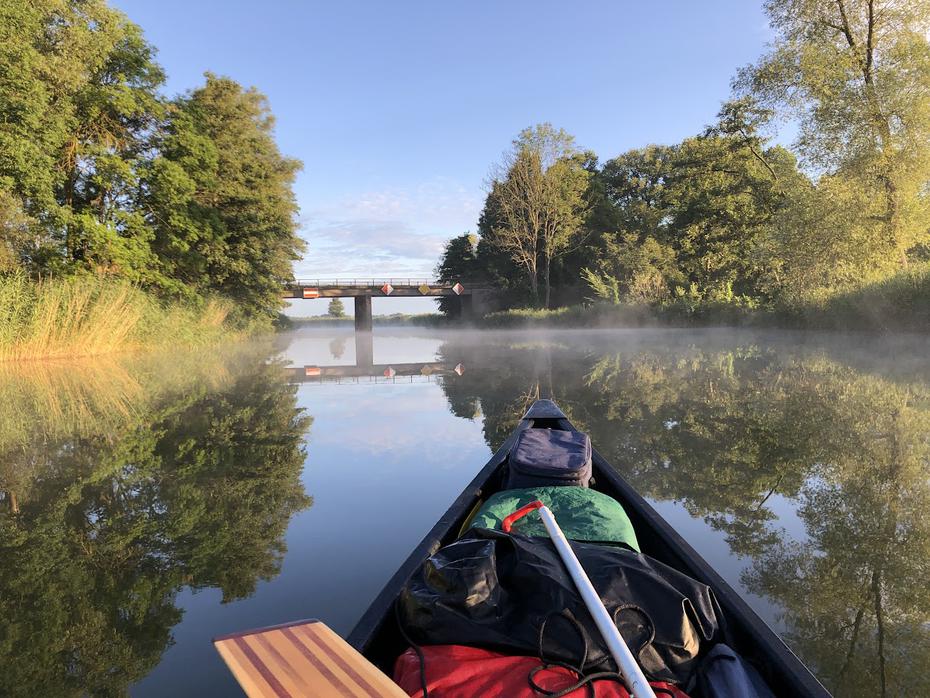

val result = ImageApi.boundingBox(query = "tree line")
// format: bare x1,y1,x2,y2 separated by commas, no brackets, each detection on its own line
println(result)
0,0,303,320
437,0,930,316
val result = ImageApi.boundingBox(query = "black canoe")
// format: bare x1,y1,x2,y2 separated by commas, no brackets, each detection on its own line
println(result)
347,399,831,697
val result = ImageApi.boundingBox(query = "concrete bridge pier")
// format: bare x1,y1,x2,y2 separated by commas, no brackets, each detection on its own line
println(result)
354,296,372,332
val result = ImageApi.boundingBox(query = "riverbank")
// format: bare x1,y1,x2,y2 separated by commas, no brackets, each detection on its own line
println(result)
481,265,930,333
0,274,241,361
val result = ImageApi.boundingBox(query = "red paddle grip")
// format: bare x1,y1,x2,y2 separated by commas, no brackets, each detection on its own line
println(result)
501,500,544,533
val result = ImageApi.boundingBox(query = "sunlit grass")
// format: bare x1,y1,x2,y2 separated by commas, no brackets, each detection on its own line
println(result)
0,273,237,361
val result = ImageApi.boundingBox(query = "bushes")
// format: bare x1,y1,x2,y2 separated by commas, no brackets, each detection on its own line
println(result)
780,264,930,332
0,273,236,361
481,265,930,332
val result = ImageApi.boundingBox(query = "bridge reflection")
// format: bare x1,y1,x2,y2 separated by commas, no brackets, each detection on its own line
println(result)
285,362,463,385
285,332,463,385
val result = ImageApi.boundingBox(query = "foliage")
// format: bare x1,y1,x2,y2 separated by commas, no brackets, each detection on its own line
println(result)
482,124,591,308
780,262,930,331
738,0,930,278
582,233,682,303
327,298,346,318
145,75,304,319
438,3,930,326
0,2,301,321
434,233,478,315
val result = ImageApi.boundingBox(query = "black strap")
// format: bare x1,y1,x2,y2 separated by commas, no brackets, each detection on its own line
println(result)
528,610,626,697
394,601,429,698
527,605,670,697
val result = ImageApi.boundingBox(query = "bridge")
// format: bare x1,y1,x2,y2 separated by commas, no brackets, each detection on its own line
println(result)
282,278,492,330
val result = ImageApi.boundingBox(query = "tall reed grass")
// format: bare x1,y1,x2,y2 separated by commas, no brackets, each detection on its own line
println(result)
0,273,236,361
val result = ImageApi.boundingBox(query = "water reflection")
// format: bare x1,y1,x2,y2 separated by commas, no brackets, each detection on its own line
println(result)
436,330,930,696
2,328,929,697
0,348,311,697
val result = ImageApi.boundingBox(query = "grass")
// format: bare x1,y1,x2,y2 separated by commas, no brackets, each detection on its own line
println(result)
781,263,930,332
482,265,930,332
482,303,663,328
0,273,237,361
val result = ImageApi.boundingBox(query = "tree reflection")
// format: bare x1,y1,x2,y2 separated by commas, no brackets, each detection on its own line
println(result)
743,377,930,697
438,333,930,696
0,358,311,697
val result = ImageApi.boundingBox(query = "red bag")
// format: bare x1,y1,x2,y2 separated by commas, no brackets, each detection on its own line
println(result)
393,645,690,698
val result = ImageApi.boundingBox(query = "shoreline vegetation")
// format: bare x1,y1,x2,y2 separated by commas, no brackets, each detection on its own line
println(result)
483,263,930,333
0,274,238,362
289,263,930,334
3,1,930,360
2,2,303,361
431,4,930,334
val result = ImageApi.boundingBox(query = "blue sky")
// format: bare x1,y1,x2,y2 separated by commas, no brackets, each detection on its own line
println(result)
111,0,773,314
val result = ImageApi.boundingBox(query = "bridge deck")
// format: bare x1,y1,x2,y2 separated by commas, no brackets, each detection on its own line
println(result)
283,279,487,298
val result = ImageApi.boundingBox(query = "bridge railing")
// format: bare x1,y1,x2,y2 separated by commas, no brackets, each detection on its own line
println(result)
289,279,445,288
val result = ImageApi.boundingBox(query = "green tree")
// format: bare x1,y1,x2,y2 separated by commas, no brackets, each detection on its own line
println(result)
145,75,304,318
665,103,802,300
484,124,590,307
327,298,346,318
582,233,682,304
0,0,164,278
738,0,930,272
589,102,805,305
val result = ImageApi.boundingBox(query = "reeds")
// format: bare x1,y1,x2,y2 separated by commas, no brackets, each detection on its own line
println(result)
0,273,236,362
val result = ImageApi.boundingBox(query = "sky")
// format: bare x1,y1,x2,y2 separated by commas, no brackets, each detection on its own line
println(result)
110,0,774,314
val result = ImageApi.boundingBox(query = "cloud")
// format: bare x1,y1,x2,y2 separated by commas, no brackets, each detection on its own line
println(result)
294,178,482,278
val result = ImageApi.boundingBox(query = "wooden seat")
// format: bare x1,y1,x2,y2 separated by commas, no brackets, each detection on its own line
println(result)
214,618,407,697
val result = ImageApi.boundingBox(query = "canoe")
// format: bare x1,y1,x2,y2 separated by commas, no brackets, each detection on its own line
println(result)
347,399,831,697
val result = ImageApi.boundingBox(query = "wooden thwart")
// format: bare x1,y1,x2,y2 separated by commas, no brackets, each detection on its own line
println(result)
214,619,407,698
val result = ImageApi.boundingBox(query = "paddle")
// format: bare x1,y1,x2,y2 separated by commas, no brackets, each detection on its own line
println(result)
503,500,658,698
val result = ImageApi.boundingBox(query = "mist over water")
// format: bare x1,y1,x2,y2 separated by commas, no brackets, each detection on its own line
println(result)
2,327,928,697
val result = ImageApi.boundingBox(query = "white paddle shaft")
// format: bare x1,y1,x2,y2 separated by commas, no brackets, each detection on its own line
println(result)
537,504,657,698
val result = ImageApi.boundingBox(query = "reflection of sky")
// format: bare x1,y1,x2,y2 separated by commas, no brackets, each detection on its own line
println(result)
277,328,447,366
133,330,489,697
130,327,930,697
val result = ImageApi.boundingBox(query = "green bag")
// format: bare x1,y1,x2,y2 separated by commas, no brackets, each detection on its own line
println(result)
469,486,640,552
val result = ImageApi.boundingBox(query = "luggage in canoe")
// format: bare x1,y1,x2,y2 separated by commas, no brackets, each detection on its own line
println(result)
215,399,830,697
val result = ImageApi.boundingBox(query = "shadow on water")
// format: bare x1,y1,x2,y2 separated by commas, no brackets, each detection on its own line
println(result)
0,345,312,698
435,329,930,697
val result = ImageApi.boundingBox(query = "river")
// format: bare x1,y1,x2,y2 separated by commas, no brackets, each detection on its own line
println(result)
1,327,928,697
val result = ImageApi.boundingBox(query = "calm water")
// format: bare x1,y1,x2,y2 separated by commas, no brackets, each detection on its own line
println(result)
2,328,929,697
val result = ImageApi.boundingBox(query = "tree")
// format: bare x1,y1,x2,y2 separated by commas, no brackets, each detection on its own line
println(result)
738,0,930,270
145,74,304,318
665,102,803,299
591,102,806,305
582,233,682,304
435,233,478,315
327,298,346,318
484,124,590,307
0,0,165,279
